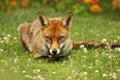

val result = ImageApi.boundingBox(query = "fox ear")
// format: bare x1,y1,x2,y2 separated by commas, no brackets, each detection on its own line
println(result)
61,12,73,27
38,12,49,26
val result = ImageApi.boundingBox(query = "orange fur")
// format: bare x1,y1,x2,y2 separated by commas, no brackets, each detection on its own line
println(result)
18,12,73,59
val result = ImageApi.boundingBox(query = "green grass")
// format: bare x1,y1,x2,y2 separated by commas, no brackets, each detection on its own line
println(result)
0,7,120,80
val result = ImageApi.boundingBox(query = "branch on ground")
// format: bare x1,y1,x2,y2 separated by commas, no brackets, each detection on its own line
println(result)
73,41,120,49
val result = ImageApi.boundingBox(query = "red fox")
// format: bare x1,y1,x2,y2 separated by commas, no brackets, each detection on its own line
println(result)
18,12,73,60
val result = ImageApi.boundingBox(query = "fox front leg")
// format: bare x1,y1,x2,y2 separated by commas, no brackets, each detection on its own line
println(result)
32,46,48,58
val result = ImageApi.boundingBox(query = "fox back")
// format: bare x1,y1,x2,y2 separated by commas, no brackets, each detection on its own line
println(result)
18,12,73,59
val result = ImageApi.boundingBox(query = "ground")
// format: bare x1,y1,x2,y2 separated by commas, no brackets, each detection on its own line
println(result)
0,7,120,80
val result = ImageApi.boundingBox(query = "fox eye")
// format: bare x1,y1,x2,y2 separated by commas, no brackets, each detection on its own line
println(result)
44,36,51,41
58,36,64,40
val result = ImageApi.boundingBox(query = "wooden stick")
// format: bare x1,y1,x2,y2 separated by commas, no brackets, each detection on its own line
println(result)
73,41,120,49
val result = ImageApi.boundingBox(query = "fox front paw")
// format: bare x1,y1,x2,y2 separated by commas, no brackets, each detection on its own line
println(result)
33,53,42,58
33,50,48,58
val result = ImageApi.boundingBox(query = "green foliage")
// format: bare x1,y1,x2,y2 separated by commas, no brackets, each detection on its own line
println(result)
72,3,88,14
1,0,119,15
55,0,74,11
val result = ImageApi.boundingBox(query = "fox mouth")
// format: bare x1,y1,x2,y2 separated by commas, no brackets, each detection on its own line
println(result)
49,48,60,55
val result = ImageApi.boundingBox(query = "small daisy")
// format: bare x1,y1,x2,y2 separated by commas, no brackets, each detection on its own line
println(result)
115,48,120,52
95,70,99,73
102,73,108,77
52,71,56,74
101,38,107,43
22,70,26,73
0,48,4,53
13,37,17,40
36,69,40,72
14,58,18,63
83,71,88,76
7,34,11,38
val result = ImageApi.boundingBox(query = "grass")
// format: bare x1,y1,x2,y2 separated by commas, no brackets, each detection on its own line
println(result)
0,7,120,80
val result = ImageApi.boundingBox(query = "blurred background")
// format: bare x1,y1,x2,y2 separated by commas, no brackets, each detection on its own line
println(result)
0,0,120,14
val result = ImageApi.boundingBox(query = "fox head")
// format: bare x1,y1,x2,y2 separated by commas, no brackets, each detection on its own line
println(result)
38,12,73,55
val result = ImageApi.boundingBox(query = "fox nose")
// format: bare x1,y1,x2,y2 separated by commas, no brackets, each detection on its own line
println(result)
52,49,57,55
50,48,60,55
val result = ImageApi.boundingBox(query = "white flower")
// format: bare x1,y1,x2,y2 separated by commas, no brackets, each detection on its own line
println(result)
37,75,45,80
115,48,120,52
109,72,117,79
26,64,29,67
67,76,71,80
37,75,42,79
102,73,108,77
80,45,85,49
102,52,105,55
83,48,88,53
83,65,86,68
72,70,75,73
0,48,4,52
32,76,37,80
0,69,4,72
16,66,19,68
3,37,8,40
14,69,17,73
13,37,17,40
0,40,4,43
22,70,26,73
36,69,40,72
28,58,31,62
117,36,120,40
112,75,117,79
25,75,32,78
14,58,18,63
117,69,120,72
7,34,11,38
101,39,107,43
70,64,73,67
3,36,10,44
14,58,18,60
26,51,29,53
95,70,99,73
33,69,36,74
113,40,117,42
80,45,87,53
52,71,56,74
83,71,88,76
88,66,93,69
84,77,88,80
32,69,40,74
82,56,86,59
